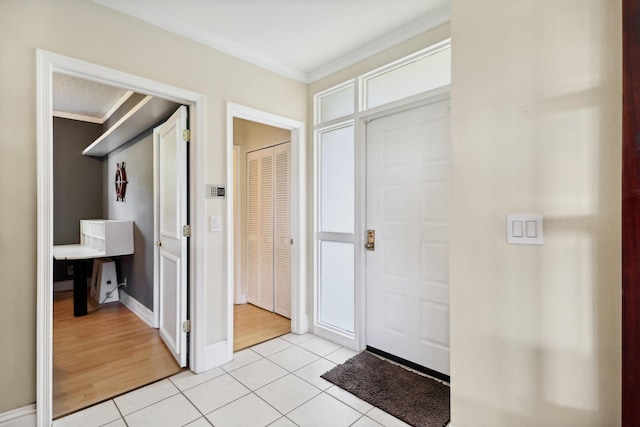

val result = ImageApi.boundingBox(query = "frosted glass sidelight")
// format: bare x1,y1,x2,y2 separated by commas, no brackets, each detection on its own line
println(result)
365,47,451,109
319,125,354,233
319,241,355,333
318,84,354,123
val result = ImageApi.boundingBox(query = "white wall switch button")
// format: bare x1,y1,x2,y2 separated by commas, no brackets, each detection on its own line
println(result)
210,215,221,232
512,220,524,237
525,220,537,238
507,214,543,245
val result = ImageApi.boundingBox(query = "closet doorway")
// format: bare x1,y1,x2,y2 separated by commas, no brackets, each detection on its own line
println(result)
233,118,291,350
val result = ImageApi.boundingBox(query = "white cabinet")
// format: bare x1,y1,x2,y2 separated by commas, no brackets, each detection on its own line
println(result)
80,219,134,257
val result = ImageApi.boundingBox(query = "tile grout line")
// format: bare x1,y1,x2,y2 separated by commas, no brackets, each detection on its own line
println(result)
112,381,183,418
62,335,415,427
189,338,351,425
178,385,215,425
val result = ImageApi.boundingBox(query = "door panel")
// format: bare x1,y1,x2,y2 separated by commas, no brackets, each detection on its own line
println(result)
246,143,292,317
366,100,450,375
154,106,188,367
159,252,180,349
247,155,260,304
247,148,274,312
274,143,291,318
259,154,274,311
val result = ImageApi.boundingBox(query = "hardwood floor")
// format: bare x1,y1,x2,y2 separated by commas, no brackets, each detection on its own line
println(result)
233,303,291,351
53,291,183,419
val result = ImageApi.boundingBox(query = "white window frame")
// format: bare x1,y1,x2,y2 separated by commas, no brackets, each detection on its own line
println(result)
359,38,451,112
313,120,359,347
314,80,356,125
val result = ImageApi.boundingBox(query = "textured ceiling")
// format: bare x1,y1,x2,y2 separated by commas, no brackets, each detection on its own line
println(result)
53,73,130,121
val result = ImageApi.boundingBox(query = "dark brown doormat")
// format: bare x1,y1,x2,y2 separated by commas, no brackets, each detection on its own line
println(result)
321,351,450,427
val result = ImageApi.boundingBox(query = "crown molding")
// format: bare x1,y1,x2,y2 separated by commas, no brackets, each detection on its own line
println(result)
307,5,450,83
93,0,449,84
92,0,308,82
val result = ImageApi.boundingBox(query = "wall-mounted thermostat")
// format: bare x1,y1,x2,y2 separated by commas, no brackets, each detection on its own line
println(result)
206,184,226,199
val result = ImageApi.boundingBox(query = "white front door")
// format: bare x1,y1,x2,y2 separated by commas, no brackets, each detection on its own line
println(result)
366,100,450,376
154,105,188,367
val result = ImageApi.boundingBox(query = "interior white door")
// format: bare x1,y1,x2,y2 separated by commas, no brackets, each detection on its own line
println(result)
366,100,450,376
154,105,188,367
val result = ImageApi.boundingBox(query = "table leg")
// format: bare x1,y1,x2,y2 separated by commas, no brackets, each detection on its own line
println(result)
73,260,87,317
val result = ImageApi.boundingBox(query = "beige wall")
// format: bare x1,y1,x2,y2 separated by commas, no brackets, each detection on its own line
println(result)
0,0,623,422
450,1,621,425
0,0,306,413
233,118,291,302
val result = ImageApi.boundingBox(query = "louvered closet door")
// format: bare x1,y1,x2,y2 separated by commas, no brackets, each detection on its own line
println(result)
246,148,274,312
246,143,291,318
259,153,274,311
247,153,259,306
273,143,291,318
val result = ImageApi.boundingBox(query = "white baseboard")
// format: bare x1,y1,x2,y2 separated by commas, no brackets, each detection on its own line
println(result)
0,404,36,427
203,340,232,371
293,313,310,335
119,290,154,327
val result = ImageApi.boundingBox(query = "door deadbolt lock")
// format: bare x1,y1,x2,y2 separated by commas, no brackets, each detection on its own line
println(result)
366,230,375,251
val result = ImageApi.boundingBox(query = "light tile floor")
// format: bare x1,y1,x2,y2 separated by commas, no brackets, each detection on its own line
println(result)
53,334,427,427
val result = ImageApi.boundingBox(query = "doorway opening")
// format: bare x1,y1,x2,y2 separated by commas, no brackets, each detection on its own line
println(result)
37,50,206,426
225,103,307,360
51,74,188,418
233,120,292,350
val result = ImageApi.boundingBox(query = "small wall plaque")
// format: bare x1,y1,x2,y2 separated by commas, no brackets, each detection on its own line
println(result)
115,162,128,202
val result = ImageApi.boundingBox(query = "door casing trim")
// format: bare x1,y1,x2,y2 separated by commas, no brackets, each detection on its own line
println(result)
225,102,308,362
36,49,206,426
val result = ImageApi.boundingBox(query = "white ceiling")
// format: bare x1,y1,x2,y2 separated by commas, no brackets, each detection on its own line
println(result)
54,0,449,120
53,73,132,123
93,0,450,82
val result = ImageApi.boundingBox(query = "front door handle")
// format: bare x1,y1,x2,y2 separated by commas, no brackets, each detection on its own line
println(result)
366,230,375,251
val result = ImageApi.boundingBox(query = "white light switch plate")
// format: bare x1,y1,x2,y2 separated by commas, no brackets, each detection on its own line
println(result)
507,214,543,245
210,216,221,232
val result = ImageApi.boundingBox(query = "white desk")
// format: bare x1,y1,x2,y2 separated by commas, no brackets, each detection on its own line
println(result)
54,220,134,317
53,244,109,317
53,244,104,261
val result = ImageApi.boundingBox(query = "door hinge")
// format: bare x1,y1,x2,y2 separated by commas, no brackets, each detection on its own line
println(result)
183,129,191,142
183,224,191,237
183,320,191,333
